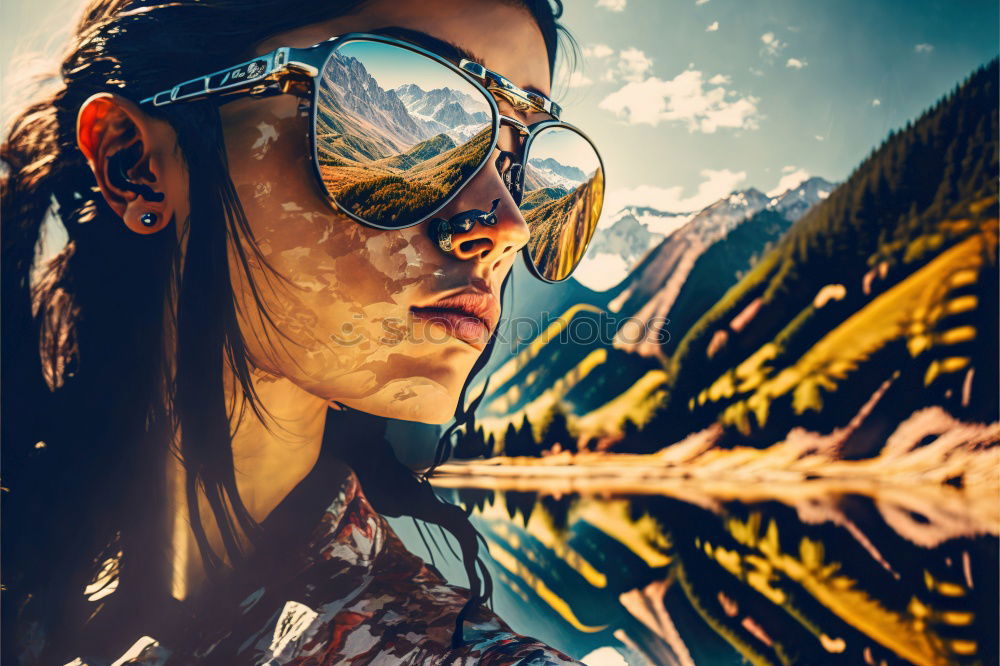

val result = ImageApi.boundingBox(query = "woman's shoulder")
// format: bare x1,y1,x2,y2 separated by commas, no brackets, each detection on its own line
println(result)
63,470,581,665
65,527,581,665
252,484,583,664
360,526,583,664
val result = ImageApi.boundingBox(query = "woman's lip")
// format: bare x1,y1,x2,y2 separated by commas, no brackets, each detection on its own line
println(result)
409,287,501,350
410,307,491,349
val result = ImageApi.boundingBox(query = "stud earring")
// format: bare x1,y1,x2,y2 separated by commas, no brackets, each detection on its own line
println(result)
140,212,158,227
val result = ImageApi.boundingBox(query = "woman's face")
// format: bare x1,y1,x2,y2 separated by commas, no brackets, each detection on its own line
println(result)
219,0,549,423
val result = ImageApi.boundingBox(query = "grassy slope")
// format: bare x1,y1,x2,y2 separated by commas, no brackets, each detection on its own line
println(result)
644,59,999,446
700,217,996,435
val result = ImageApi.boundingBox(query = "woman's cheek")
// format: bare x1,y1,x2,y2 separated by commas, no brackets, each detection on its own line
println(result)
222,97,476,414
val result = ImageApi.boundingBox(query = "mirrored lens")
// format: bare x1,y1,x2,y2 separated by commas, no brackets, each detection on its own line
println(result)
520,126,604,282
314,40,496,228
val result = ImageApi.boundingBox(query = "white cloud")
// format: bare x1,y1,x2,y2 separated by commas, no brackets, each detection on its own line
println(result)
749,66,765,77
599,68,760,132
760,32,787,59
583,43,614,59
599,48,653,83
614,47,654,82
706,21,719,32
814,135,825,141
573,252,629,291
786,57,807,69
596,0,626,11
696,0,710,4
708,73,730,84
914,43,934,53
767,167,810,196
603,168,748,218
872,98,882,107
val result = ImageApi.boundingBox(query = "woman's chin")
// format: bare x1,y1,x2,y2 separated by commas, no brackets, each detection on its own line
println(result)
333,379,460,425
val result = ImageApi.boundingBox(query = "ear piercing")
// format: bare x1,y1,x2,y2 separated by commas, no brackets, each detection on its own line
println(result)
429,199,501,253
107,141,165,203
140,212,158,227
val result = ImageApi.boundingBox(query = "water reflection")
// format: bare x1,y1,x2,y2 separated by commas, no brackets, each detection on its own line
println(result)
397,481,998,665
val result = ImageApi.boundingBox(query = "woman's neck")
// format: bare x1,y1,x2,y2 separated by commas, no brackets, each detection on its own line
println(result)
167,364,339,601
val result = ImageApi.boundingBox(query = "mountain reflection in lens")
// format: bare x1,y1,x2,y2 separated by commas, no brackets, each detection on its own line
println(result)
521,127,604,282
315,40,495,228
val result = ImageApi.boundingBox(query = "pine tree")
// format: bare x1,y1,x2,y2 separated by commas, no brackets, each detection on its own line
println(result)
516,414,538,457
454,425,487,459
539,405,574,454
502,422,519,457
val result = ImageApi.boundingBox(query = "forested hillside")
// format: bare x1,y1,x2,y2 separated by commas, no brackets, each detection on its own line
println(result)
642,59,998,449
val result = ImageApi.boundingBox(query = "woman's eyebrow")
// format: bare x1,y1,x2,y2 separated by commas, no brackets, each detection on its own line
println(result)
366,26,550,98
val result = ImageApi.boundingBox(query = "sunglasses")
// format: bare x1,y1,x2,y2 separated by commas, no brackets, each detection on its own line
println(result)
140,32,604,283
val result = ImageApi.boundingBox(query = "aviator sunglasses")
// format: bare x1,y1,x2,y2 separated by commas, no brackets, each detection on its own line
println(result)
140,32,605,283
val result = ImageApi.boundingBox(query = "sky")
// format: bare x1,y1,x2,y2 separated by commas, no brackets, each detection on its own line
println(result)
2,0,997,222
340,40,481,93
547,0,998,220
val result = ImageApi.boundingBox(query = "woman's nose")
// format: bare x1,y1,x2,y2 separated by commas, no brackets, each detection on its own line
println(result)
440,165,529,269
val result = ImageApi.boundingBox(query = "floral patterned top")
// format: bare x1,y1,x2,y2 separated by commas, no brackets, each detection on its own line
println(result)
64,462,581,665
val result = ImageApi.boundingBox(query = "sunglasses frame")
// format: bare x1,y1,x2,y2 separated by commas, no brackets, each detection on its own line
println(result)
139,32,604,283
514,121,605,283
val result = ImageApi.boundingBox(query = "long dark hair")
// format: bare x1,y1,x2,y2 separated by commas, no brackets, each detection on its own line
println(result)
1,0,571,662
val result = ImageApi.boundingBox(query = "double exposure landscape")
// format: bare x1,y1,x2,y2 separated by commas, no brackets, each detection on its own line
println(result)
316,44,605,266
0,0,994,664
391,59,1000,666
315,46,495,227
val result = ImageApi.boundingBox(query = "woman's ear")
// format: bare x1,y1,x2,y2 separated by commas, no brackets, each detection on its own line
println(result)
76,92,188,234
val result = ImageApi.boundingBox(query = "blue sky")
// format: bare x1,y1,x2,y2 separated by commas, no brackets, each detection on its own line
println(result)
2,0,996,219
550,0,998,218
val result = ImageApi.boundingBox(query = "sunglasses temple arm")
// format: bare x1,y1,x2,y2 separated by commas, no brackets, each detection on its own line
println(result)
139,46,328,109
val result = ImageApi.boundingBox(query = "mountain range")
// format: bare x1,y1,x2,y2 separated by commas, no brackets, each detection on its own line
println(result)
528,157,587,185
607,178,834,357
315,55,495,169
465,60,998,463
393,82,491,142
650,60,999,451
470,176,833,441
576,178,834,296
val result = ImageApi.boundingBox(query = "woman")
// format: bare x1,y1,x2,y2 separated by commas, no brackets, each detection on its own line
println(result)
2,0,604,663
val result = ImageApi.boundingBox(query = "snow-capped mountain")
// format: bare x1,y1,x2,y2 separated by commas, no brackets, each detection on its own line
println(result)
395,83,485,116
602,180,834,355
429,100,481,127
574,190,768,294
394,84,490,143
574,206,697,290
768,176,835,220
685,188,771,245
614,206,697,236
523,157,587,191
528,157,586,184
322,55,428,149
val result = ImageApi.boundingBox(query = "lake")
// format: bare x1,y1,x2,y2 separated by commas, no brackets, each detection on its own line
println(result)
389,473,998,666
